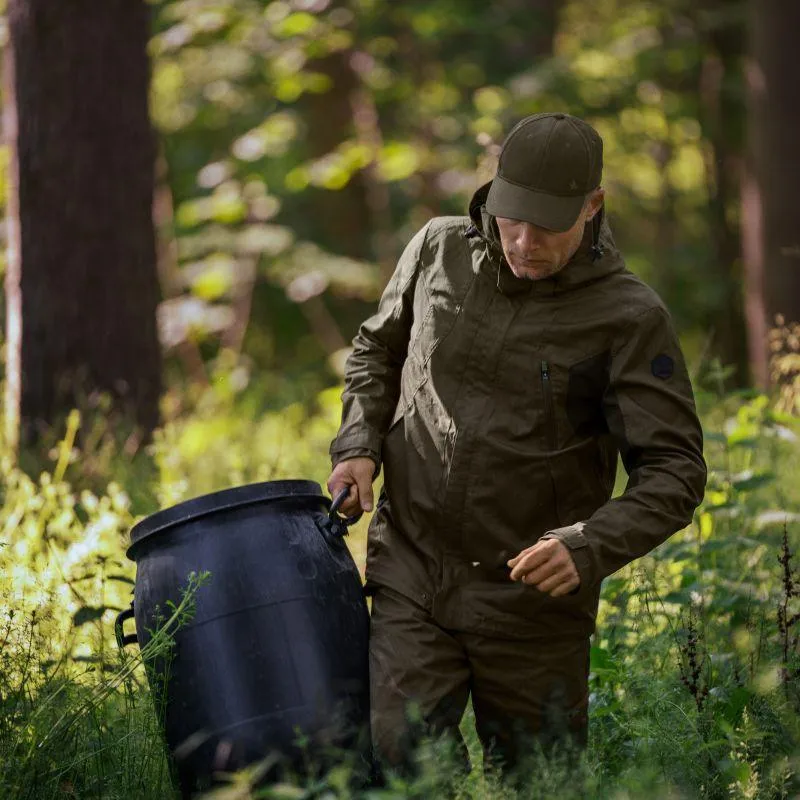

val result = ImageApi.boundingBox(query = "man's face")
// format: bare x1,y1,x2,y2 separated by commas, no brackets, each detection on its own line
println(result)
495,188,605,281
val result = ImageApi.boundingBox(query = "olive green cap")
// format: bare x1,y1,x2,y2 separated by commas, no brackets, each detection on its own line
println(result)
485,112,603,232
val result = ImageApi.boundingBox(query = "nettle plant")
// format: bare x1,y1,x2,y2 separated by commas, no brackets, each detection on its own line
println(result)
0,420,138,673
656,386,800,628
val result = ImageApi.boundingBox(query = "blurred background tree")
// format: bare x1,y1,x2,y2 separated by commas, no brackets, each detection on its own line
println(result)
4,0,162,451
1,0,799,448
4,7,800,798
742,0,800,390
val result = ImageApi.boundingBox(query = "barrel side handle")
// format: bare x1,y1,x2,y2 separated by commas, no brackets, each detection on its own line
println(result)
115,603,138,648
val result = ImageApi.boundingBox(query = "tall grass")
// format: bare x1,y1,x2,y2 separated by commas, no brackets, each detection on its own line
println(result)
1,565,208,799
1,376,799,798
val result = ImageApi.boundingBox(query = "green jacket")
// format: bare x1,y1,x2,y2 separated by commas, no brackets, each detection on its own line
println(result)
330,182,707,637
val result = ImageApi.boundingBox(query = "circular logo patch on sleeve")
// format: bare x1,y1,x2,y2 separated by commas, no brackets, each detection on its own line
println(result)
651,354,674,379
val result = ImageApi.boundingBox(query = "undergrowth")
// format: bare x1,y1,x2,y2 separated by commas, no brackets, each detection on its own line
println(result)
1,374,799,799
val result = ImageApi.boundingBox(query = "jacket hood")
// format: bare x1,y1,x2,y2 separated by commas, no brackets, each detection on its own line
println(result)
467,180,625,296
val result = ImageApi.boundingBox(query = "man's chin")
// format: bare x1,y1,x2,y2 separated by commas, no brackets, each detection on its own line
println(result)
509,262,554,281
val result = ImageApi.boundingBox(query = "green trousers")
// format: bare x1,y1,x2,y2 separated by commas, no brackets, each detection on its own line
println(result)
368,584,590,784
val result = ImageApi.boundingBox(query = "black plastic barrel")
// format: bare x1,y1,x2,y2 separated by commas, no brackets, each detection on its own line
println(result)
115,479,372,796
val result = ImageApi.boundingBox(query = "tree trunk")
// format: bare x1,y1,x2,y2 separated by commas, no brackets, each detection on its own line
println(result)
5,0,162,448
698,9,750,389
302,48,373,260
743,0,800,390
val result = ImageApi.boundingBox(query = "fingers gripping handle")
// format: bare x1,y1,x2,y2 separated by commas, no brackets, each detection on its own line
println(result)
326,487,363,538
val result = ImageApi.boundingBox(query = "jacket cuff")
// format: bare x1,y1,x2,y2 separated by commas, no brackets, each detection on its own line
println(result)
540,522,596,596
330,447,382,478
330,428,382,455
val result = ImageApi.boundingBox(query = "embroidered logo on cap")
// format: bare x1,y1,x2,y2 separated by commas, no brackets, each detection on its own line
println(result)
651,354,674,379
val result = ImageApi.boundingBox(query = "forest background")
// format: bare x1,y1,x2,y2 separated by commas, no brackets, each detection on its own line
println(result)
2,0,800,798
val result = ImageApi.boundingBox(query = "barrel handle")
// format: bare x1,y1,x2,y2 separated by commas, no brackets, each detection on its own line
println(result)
329,487,364,528
115,604,138,648
317,487,363,541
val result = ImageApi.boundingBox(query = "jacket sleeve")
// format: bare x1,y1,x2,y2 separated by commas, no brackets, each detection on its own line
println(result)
541,303,707,592
329,222,430,471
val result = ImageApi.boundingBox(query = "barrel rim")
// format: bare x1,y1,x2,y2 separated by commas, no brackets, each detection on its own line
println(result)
127,479,326,560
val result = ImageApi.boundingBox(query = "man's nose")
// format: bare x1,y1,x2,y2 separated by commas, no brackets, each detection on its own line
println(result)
517,222,542,251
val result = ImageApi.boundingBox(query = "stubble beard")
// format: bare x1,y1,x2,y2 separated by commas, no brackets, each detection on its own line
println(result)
508,259,565,282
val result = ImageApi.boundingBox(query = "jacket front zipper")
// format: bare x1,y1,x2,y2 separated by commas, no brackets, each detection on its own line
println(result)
541,360,557,450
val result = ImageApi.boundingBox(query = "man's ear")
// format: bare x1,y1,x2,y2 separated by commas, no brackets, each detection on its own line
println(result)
584,186,606,222
585,187,605,221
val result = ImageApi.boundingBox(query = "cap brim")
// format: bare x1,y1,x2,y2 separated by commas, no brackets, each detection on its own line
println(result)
485,175,586,233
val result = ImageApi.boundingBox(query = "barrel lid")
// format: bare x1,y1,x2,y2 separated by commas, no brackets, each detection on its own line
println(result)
127,479,326,559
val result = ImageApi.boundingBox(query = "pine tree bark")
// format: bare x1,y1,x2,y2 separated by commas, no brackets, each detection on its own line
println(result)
302,46,373,261
698,7,750,388
744,0,800,389
5,0,162,448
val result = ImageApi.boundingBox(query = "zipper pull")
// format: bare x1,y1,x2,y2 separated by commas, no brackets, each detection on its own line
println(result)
540,359,557,450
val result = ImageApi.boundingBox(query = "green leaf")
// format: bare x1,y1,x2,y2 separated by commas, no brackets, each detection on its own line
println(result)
590,646,619,675
730,470,775,491
722,686,751,725
679,571,699,589
210,193,247,225
107,574,135,585
600,576,629,595
376,142,420,182
699,537,734,553
189,255,235,301
660,541,697,562
473,86,510,115
727,435,759,449
662,590,690,604
73,606,107,627
275,75,304,103
707,501,738,511
274,12,318,38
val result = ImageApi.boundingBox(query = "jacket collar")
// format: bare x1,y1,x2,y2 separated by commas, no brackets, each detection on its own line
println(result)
467,180,625,297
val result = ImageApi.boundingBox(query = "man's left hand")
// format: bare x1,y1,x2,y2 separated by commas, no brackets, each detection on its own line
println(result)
507,538,580,597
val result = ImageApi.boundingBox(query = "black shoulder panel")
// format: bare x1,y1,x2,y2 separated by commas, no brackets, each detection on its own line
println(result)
567,350,612,437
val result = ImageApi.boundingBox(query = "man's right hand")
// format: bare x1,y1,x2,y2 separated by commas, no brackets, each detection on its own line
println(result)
326,457,376,517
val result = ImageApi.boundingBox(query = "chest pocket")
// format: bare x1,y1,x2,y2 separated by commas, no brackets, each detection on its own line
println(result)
493,346,613,452
541,350,613,450
565,350,612,441
408,268,469,364
490,344,569,449
390,351,427,428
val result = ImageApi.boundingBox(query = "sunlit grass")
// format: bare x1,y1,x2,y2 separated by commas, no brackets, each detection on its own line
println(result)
1,380,799,798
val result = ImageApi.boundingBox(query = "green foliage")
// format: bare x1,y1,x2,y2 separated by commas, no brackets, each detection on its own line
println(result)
140,0,750,388
2,377,800,798
152,382,343,502
1,0,796,796
0,429,138,668
0,554,209,799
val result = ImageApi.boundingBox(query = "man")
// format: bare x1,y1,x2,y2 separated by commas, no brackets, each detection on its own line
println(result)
326,112,707,783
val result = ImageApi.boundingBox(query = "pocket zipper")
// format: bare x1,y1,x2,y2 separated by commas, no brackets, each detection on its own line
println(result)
541,360,557,450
